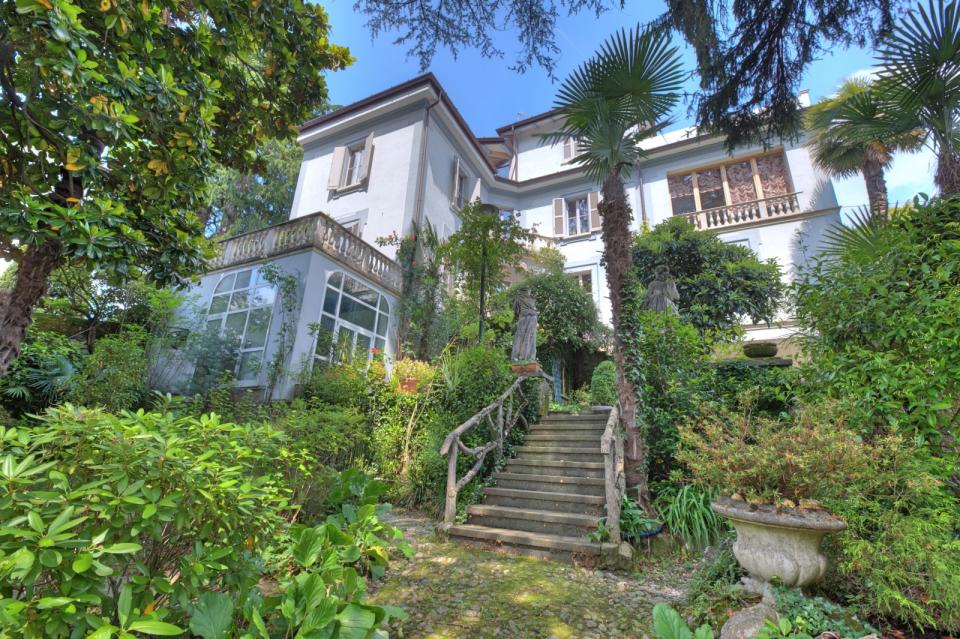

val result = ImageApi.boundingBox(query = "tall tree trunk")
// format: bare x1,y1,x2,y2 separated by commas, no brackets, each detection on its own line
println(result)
861,158,889,219
0,240,64,376
936,147,960,199
598,170,651,512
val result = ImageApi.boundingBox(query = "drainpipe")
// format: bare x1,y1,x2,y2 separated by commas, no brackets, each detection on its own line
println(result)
636,170,648,230
413,92,443,230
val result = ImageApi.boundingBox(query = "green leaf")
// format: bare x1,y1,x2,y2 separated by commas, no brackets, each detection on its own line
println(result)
652,603,692,639
117,584,132,627
694,624,715,639
142,504,157,520
37,597,74,609
73,553,94,573
39,548,62,567
126,620,185,635
188,592,234,639
103,543,143,554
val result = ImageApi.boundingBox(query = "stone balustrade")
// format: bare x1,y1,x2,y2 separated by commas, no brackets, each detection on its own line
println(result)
209,211,402,294
683,192,802,231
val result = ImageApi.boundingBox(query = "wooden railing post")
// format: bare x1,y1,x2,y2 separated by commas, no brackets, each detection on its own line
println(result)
444,440,459,526
601,403,623,544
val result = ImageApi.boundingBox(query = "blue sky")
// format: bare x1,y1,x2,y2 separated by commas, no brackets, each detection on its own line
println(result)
319,0,935,210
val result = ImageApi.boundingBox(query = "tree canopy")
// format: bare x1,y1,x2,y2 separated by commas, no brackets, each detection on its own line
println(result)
632,217,784,335
0,0,351,374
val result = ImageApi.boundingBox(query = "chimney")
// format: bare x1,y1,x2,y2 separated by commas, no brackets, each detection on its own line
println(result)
798,89,811,108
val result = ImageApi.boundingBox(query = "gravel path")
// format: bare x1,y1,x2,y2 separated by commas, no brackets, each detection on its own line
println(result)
369,510,690,639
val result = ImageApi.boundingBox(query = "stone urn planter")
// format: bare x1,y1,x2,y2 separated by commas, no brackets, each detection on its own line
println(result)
712,497,846,600
743,341,778,358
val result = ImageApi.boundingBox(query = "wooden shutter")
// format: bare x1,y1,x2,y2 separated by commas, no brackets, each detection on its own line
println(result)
588,191,601,230
358,132,374,183
553,198,565,236
450,157,461,206
327,146,347,190
562,138,574,162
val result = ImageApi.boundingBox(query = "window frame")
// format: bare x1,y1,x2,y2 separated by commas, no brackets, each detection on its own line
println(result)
568,269,593,294
565,195,590,237
205,267,277,384
666,149,794,217
313,271,391,366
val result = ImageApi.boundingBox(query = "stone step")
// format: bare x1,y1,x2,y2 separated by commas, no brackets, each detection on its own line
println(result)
525,432,602,443
492,472,606,496
528,424,607,435
466,504,600,537
481,487,604,515
504,459,605,478
447,524,612,561
514,446,604,463
539,413,608,424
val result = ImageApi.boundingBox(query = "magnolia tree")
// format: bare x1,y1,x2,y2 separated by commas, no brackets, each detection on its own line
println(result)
0,0,351,375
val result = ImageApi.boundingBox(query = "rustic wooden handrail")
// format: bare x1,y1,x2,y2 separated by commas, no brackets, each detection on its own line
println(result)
440,370,554,526
600,402,625,544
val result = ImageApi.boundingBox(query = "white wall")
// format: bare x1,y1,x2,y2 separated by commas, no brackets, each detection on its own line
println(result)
290,108,424,259
513,126,569,181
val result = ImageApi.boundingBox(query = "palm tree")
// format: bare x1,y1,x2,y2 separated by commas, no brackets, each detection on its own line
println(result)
545,26,683,509
805,78,924,218
876,0,960,196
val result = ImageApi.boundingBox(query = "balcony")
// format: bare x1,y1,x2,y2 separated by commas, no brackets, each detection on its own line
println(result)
681,192,802,231
210,211,402,294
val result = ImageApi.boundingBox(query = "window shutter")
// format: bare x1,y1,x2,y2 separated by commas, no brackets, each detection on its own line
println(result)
327,146,347,190
470,177,482,203
562,138,574,162
358,132,375,183
553,198,565,236
588,191,601,230
450,157,461,206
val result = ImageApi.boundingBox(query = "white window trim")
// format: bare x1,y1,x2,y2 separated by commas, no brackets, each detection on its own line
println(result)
328,132,374,194
313,271,391,365
206,267,277,385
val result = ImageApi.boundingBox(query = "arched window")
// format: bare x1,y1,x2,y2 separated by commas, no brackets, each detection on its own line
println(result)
206,267,276,381
314,272,390,363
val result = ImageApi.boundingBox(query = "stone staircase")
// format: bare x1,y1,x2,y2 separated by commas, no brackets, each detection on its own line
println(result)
447,409,615,561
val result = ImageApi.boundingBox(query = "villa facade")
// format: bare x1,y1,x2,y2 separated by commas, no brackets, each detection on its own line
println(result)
184,73,842,399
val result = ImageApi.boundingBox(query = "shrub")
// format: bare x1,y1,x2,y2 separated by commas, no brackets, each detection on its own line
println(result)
680,541,748,629
632,216,784,335
589,360,617,405
0,330,85,415
68,326,149,411
300,359,375,409
390,358,436,391
770,584,876,638
678,399,871,504
654,484,726,552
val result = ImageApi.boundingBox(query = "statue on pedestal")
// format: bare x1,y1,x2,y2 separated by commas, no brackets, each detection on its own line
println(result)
510,287,538,366
642,265,679,314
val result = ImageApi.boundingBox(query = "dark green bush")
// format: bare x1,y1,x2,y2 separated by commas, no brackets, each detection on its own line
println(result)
68,326,149,411
589,360,617,406
0,330,85,415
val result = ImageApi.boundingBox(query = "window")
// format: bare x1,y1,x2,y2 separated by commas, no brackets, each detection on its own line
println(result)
206,267,276,382
552,192,599,237
566,197,589,236
314,272,390,364
667,151,791,216
327,132,374,191
569,270,593,294
562,137,586,162
451,157,468,209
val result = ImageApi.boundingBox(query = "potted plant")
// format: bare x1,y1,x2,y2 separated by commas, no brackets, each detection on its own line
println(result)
677,399,866,599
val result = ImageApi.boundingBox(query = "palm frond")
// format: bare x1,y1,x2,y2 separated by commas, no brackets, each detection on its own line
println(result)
821,206,890,260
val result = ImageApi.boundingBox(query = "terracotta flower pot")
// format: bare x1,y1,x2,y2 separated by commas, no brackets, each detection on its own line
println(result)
399,377,418,393
511,362,541,375
712,497,846,599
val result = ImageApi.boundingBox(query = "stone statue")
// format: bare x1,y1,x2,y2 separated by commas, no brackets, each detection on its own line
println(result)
642,265,679,313
510,287,538,363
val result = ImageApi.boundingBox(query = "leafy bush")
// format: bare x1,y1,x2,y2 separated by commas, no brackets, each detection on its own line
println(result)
0,407,407,638
68,326,149,411
651,603,715,639
680,541,748,628
589,360,617,405
300,361,372,409
632,216,784,335
0,330,85,415
678,399,870,504
654,484,726,552
770,584,876,638
390,358,436,391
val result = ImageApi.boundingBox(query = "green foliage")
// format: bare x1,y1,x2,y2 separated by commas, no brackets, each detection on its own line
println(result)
678,399,871,503
618,496,662,543
681,542,748,628
651,603,715,639
632,217,784,335
770,584,877,638
756,618,813,639
0,331,85,415
435,346,513,423
589,360,617,406
622,308,710,481
0,407,407,638
208,138,304,237
507,269,599,362
654,484,725,552
68,326,149,411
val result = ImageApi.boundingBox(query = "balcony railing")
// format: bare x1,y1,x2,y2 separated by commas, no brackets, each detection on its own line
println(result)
210,211,402,294
682,192,802,231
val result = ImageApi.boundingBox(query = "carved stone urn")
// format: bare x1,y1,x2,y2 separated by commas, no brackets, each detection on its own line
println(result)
711,497,846,600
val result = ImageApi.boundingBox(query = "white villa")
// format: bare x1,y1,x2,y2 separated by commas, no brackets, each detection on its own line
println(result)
185,73,842,399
